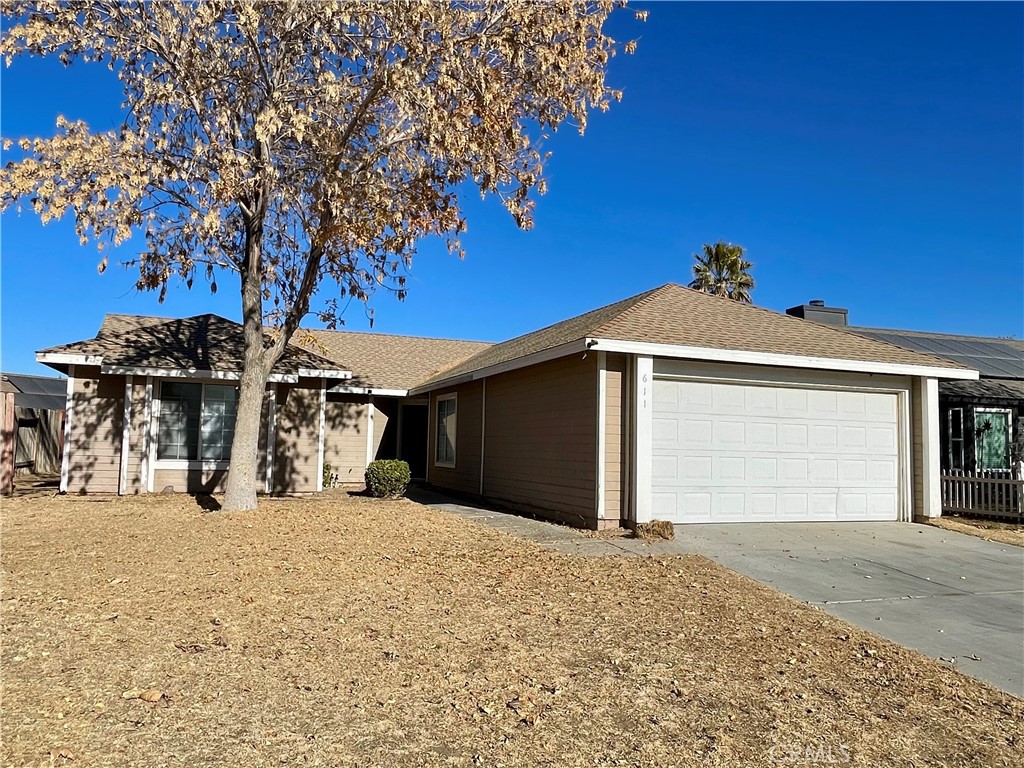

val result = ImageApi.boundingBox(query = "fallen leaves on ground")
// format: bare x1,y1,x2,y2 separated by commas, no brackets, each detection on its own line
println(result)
927,515,1024,548
1,492,1021,767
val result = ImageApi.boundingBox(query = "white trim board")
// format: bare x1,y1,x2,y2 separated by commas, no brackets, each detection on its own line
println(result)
588,338,978,381
330,385,408,397
316,379,327,491
38,352,103,367
59,366,75,493
299,367,352,380
119,375,133,495
265,384,277,494
632,356,654,524
595,352,607,520
365,397,376,468
143,376,155,493
99,365,300,383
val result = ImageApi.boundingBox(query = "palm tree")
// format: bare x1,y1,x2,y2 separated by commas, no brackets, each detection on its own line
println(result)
688,241,755,303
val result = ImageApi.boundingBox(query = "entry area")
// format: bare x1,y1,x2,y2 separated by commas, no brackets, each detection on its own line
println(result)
651,378,902,523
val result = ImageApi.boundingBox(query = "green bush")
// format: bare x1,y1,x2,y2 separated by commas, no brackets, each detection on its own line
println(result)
364,459,411,498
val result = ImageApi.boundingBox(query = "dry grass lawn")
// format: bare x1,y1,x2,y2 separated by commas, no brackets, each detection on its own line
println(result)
927,515,1024,548
2,493,1022,768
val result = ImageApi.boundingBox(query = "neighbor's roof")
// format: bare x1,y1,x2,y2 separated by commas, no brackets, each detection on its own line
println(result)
940,378,1024,401
299,330,492,391
417,283,971,389
850,327,1024,380
38,313,341,376
1,372,67,410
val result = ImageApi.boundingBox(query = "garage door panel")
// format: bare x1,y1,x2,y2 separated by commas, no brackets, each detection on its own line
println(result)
651,379,902,523
653,415,680,445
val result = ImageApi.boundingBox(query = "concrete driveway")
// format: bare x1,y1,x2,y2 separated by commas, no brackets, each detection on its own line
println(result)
674,523,1024,697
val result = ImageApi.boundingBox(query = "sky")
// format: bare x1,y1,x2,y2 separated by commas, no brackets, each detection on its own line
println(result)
1,2,1022,378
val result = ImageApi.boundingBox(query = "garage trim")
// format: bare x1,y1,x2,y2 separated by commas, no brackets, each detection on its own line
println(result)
588,338,978,381
634,359,915,524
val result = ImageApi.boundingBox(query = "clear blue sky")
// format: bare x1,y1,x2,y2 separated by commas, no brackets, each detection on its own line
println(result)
2,2,1022,377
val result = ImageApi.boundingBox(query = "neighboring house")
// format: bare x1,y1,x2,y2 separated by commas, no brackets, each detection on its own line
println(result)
787,301,1024,478
38,283,976,528
0,372,67,477
852,329,1023,478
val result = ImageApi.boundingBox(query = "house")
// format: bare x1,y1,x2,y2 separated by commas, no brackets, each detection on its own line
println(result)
787,301,1024,478
37,284,977,527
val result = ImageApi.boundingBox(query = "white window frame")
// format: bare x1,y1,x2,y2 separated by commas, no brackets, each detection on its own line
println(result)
153,380,238,469
947,406,965,471
434,393,457,469
974,406,1013,472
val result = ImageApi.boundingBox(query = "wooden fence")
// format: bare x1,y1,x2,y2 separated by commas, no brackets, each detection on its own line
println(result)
941,470,1023,520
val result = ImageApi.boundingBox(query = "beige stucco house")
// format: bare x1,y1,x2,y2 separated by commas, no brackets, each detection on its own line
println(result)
38,284,976,528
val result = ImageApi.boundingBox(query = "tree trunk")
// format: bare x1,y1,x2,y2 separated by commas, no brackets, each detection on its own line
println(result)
222,345,268,511
222,201,272,511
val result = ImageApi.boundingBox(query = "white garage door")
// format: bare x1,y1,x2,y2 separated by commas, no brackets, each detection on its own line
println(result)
652,379,900,523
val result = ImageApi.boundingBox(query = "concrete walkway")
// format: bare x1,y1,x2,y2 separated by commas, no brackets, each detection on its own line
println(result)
411,488,1024,697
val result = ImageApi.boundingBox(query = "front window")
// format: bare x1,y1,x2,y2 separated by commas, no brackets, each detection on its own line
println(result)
975,408,1011,471
158,382,238,462
435,394,456,468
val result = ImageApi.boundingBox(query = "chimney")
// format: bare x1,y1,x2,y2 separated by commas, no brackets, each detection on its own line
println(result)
786,299,848,327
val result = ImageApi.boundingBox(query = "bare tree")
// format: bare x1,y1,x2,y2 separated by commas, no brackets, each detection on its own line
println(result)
1,1,643,509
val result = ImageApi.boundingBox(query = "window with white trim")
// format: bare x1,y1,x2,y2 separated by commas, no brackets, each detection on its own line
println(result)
157,381,238,461
435,393,457,468
974,407,1012,471
947,407,964,471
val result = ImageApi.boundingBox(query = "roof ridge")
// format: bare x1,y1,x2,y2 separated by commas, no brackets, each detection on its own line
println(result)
650,286,969,369
413,285,668,387
591,283,685,336
304,328,494,345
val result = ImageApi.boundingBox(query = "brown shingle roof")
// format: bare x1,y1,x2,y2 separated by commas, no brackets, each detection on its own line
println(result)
39,284,973,391
299,330,493,391
416,283,969,389
39,314,340,375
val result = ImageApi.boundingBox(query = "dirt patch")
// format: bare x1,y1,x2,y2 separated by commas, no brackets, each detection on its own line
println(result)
929,515,1024,548
2,493,1022,767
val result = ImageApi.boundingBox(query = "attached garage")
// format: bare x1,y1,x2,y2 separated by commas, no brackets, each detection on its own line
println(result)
650,377,903,523
402,284,975,529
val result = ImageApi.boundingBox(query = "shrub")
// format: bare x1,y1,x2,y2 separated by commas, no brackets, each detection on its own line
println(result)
635,519,675,541
364,460,411,498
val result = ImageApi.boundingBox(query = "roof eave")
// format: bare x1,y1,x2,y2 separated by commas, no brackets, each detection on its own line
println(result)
408,338,591,396
586,338,980,380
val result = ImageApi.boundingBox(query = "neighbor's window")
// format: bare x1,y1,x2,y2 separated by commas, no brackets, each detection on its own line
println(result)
435,394,457,468
157,382,238,462
947,407,965,471
974,407,1011,471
